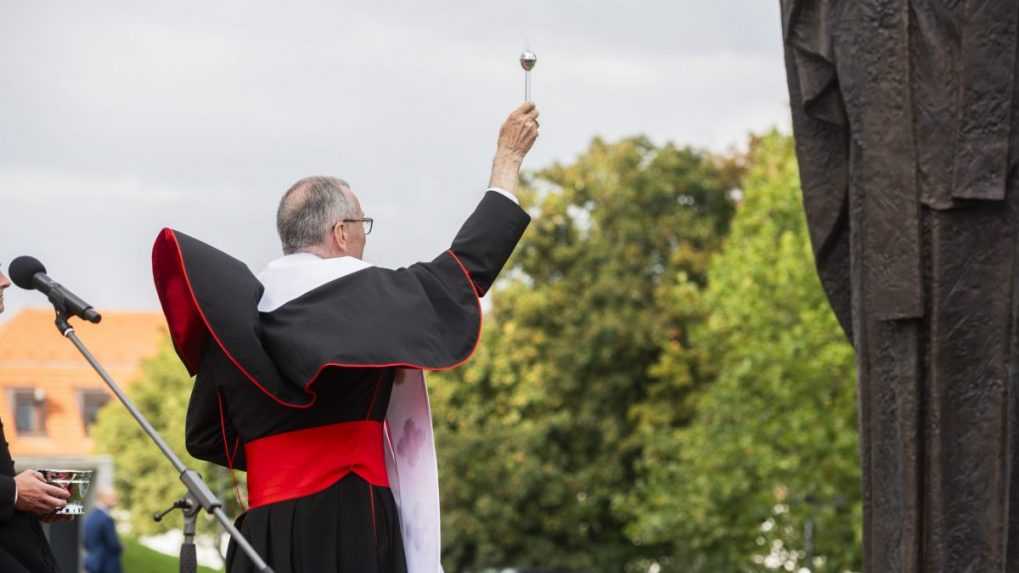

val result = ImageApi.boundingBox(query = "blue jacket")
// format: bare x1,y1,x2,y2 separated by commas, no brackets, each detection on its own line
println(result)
83,507,122,573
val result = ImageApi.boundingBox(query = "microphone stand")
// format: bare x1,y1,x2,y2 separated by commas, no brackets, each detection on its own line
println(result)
50,306,274,573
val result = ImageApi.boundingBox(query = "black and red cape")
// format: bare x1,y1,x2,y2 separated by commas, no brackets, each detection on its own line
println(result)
151,191,529,573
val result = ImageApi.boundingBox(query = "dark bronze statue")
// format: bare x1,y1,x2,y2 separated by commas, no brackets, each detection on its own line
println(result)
781,1,1019,571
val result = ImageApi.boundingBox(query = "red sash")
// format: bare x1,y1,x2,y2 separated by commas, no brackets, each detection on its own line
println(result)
244,420,389,509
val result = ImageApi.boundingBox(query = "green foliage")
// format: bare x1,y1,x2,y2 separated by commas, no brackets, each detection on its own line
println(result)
95,131,862,572
432,136,740,571
628,133,860,571
92,339,243,537
123,537,220,572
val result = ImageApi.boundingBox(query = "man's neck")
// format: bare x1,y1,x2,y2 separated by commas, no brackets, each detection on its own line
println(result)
297,246,356,260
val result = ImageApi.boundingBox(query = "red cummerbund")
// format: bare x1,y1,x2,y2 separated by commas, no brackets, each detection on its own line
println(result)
245,420,390,509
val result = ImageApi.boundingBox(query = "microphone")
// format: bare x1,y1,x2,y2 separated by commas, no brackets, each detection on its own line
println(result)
9,256,102,324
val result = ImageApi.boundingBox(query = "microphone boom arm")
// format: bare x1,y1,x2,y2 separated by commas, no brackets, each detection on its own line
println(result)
51,308,273,573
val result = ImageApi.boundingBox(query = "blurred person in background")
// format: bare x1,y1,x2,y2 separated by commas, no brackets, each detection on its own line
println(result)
83,487,122,573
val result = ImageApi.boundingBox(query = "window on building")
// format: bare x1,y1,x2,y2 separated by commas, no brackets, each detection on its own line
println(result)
12,389,46,436
80,390,111,435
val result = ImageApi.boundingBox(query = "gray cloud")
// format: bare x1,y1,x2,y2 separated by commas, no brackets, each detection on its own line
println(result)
0,0,788,321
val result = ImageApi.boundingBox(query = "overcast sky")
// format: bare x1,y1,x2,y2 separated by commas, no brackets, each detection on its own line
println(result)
0,1,789,322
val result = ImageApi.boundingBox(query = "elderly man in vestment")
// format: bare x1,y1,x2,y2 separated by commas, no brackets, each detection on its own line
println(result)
152,103,539,572
782,1,1019,571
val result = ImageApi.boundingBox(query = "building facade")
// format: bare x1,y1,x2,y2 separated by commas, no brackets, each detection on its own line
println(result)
0,309,166,488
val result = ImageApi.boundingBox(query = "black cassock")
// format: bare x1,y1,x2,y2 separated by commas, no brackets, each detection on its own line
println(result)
0,418,58,573
152,191,530,573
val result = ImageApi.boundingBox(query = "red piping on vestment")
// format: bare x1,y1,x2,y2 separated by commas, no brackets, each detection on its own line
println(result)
155,229,315,409
446,249,482,297
216,392,234,468
153,229,485,411
365,371,385,418
369,485,377,540
217,391,247,510
296,249,484,394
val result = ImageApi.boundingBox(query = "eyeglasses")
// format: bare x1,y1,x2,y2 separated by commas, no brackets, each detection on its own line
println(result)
341,218,374,235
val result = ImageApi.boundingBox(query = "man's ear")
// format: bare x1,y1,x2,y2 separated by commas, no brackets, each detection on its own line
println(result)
332,222,349,252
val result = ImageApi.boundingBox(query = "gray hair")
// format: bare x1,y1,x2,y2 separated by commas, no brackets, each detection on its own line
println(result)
276,176,356,254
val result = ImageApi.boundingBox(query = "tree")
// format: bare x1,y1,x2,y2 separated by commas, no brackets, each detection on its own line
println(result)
627,133,860,572
92,338,243,539
431,136,740,571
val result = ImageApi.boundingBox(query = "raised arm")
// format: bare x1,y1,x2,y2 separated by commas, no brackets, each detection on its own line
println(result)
444,103,539,297
488,102,540,198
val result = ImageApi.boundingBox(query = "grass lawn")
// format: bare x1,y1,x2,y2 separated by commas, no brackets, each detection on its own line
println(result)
122,537,221,573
